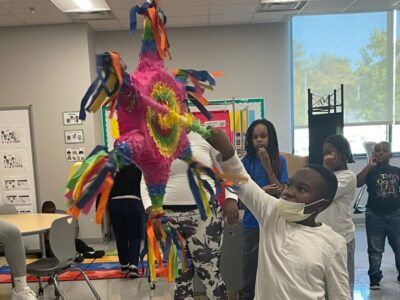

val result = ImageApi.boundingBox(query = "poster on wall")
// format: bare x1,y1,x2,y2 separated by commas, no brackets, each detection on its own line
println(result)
0,107,40,251
1,175,30,190
64,129,84,144
0,150,28,172
193,110,232,142
0,126,26,147
3,190,32,205
62,111,82,125
65,147,86,162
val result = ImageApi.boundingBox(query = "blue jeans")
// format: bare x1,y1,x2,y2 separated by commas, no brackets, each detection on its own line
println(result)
239,227,259,300
365,208,400,283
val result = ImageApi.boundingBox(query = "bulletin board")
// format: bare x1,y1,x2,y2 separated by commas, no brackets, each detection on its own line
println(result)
101,98,265,155
0,106,40,250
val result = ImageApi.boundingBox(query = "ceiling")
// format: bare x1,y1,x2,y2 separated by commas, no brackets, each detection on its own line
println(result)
0,0,399,31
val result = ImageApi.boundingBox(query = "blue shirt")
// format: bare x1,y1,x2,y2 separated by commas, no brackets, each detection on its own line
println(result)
242,155,288,229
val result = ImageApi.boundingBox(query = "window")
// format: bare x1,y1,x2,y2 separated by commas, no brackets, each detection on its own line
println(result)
292,11,399,155
294,125,387,156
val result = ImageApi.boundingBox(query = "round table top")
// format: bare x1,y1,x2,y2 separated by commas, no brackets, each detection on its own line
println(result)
0,213,69,235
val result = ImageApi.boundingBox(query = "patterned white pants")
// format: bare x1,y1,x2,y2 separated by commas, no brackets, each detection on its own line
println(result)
165,207,227,300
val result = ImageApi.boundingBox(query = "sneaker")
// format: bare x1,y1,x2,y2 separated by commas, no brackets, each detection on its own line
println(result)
121,264,129,272
83,250,105,259
74,252,85,263
129,265,139,278
369,282,381,290
12,287,37,300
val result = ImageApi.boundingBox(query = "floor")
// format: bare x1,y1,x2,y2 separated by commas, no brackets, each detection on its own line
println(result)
0,224,399,300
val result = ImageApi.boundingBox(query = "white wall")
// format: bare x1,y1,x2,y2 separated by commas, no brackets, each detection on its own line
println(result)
95,23,293,151
0,24,102,239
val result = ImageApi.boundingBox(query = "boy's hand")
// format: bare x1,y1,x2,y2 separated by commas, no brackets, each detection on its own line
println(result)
369,155,378,167
258,148,272,171
223,198,239,225
262,183,283,197
207,127,235,161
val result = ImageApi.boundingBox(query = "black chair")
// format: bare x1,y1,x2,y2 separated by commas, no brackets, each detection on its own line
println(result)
26,216,100,299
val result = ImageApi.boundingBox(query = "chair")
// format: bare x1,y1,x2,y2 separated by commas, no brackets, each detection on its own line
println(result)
26,216,100,299
0,205,17,214
353,141,377,213
280,152,309,177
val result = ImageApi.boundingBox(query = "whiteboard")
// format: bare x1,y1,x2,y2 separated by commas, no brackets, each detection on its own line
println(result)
0,106,40,251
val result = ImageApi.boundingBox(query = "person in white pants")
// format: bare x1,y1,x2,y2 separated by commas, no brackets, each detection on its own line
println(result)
0,219,37,300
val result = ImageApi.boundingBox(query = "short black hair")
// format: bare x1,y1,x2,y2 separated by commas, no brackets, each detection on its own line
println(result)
305,164,338,201
42,201,56,213
376,141,391,151
324,134,355,163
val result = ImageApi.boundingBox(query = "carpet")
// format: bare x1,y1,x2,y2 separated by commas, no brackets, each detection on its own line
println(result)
0,256,155,283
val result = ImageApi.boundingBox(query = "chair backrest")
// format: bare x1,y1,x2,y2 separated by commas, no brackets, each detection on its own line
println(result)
0,205,17,214
280,152,309,177
49,216,77,263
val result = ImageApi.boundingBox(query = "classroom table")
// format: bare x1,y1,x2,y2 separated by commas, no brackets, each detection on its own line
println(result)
0,213,69,257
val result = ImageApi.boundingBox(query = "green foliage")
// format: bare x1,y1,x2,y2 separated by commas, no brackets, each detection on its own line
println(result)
293,29,399,126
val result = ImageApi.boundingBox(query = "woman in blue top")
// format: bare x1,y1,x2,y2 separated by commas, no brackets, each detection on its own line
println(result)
239,119,288,300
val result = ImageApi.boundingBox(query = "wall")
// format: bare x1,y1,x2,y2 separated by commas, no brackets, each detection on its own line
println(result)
0,24,102,239
95,22,292,151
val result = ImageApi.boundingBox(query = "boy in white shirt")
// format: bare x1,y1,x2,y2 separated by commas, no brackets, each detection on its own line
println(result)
207,128,351,300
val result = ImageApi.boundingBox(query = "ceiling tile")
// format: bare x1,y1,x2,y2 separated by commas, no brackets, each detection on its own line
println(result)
210,0,258,3
119,17,143,30
108,0,210,10
16,12,70,24
2,1,59,14
0,0,48,3
346,0,399,12
252,11,287,23
0,14,24,26
211,3,258,15
163,5,209,17
107,0,136,10
111,9,129,20
88,19,123,30
301,0,352,13
166,15,208,27
160,0,210,6
209,13,252,25
0,5,10,14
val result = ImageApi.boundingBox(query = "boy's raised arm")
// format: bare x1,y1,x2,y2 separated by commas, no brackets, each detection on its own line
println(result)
207,128,278,222
356,158,376,187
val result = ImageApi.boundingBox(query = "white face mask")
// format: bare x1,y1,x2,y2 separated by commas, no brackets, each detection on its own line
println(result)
277,197,328,222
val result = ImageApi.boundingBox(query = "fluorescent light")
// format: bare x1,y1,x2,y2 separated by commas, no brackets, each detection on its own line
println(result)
51,0,110,13
74,0,93,12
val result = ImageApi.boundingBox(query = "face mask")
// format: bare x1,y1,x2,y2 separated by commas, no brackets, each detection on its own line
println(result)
277,197,328,222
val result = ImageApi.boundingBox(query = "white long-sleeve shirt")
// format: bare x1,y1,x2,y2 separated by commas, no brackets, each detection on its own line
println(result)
220,153,351,300
317,170,357,243
141,132,237,210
